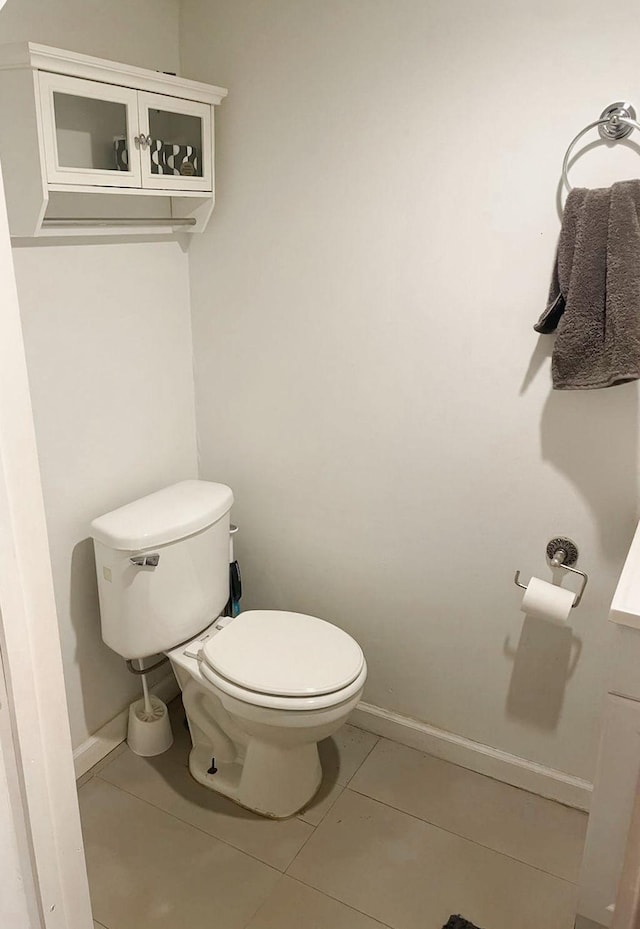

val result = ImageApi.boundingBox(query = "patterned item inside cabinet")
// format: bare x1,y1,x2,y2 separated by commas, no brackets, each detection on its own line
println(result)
0,42,227,237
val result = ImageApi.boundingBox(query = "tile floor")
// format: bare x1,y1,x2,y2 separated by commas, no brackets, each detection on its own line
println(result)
80,699,587,929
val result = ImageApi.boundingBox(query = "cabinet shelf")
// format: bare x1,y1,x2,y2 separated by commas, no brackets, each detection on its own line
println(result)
46,184,210,198
0,43,227,238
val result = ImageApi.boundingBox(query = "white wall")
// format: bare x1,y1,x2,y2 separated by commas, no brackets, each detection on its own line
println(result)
13,242,196,747
181,0,640,781
1,0,195,750
0,0,180,72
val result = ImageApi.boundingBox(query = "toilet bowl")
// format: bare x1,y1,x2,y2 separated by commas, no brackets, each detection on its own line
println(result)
90,480,367,819
168,609,367,818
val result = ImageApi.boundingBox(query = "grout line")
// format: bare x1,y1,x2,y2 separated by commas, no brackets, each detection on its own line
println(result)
87,734,581,887
355,733,587,812
296,784,344,828
76,771,94,791
83,744,579,928
94,766,580,888
284,800,322,869
295,729,380,826
238,873,287,929
91,774,285,876
350,705,592,811
281,736,381,863
80,740,128,781
243,873,395,929
240,874,292,929
339,786,581,886
340,733,380,788
282,873,396,928
286,774,369,868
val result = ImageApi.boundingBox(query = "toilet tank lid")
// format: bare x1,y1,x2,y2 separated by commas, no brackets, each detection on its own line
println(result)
90,480,234,550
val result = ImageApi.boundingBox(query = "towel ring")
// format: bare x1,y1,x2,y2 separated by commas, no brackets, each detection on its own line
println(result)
562,102,640,191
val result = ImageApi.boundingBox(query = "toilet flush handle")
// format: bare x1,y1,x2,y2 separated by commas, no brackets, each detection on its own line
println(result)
129,553,160,567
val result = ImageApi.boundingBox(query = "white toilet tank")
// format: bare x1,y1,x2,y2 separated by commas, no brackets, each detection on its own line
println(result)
90,480,234,659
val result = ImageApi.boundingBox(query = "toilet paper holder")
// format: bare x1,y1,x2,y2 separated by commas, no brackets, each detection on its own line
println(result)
514,537,589,608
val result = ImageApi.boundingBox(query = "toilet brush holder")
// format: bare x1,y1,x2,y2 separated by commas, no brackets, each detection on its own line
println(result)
127,695,173,757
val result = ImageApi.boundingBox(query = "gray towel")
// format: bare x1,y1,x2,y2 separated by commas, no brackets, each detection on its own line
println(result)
534,179,640,389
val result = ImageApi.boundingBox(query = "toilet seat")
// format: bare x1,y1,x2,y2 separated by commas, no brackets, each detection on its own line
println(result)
200,660,368,710
199,610,366,711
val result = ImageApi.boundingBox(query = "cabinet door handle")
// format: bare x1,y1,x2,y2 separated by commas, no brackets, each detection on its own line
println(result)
134,134,152,150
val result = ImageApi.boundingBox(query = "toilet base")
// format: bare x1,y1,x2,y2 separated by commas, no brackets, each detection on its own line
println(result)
168,631,365,820
188,740,322,819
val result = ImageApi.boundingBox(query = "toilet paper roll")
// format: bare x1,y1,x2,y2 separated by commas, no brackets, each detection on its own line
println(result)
520,576,575,624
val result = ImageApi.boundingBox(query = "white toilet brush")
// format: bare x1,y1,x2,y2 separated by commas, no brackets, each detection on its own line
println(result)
138,672,163,721
127,659,174,757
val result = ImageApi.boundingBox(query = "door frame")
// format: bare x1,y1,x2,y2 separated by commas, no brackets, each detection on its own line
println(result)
0,157,93,929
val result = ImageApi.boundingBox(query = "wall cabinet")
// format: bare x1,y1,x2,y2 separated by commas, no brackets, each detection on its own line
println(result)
0,43,227,236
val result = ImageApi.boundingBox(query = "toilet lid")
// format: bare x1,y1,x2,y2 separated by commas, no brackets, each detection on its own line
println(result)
201,610,364,697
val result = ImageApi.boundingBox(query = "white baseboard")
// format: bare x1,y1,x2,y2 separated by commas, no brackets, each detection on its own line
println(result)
350,702,593,811
73,672,180,779
74,686,593,809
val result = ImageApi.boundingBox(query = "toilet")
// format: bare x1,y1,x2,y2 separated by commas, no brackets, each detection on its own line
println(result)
90,480,367,818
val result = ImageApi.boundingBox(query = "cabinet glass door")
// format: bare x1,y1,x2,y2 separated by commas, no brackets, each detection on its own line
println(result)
38,73,141,187
138,92,212,191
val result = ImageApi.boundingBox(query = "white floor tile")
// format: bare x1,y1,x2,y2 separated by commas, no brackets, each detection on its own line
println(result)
246,876,392,928
350,739,588,880
97,745,314,871
298,781,344,827
319,725,379,786
288,790,578,929
79,777,279,929
297,724,378,825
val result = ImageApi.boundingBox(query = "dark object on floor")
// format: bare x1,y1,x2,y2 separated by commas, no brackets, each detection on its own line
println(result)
442,916,484,929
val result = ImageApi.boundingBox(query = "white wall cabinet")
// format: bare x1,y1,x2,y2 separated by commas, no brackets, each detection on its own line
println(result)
0,43,227,236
